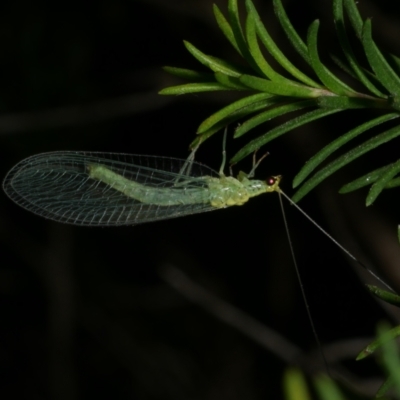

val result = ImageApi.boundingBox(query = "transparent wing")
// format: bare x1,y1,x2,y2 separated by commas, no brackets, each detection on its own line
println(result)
3,151,220,226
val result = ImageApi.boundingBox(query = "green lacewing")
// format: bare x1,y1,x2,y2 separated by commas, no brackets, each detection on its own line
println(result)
3,151,281,226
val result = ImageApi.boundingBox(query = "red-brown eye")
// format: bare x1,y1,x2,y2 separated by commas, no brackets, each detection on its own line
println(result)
266,176,277,186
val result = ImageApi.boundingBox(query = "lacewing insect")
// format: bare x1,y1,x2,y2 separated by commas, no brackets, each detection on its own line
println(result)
2,151,281,226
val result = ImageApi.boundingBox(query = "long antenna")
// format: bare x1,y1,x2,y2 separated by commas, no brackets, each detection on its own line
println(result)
277,192,331,375
278,189,394,292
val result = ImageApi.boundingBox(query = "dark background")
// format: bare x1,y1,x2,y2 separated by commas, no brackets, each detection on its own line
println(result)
2,0,400,399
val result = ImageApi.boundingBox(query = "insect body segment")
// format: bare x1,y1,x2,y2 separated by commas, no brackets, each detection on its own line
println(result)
207,174,281,208
88,164,211,206
89,164,281,209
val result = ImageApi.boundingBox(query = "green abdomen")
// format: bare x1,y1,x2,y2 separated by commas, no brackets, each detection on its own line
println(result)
89,164,211,206
88,165,270,208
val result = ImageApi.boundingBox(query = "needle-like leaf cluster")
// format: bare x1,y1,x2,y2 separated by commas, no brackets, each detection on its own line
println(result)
160,0,400,205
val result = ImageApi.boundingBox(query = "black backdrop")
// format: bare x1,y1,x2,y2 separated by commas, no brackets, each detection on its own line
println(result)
1,0,400,398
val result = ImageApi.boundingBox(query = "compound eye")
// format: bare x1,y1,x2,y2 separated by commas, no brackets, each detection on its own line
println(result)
266,176,277,187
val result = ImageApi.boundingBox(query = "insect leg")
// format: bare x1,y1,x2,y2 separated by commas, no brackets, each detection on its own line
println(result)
174,138,201,185
218,127,228,176
247,151,270,178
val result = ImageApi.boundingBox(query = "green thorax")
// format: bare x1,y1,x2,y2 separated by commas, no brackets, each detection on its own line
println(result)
208,172,280,208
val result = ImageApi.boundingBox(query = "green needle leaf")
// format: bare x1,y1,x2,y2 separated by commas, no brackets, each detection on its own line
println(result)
229,0,266,74
273,0,309,64
292,124,400,202
245,0,321,88
190,127,220,149
330,54,356,78
196,93,275,133
239,74,327,97
194,97,288,145
357,320,400,400
214,72,249,89
339,164,394,193
366,159,400,206
159,82,231,95
365,284,400,306
356,323,400,360
234,100,316,138
293,114,399,187
227,0,249,59
231,108,341,163
307,20,357,96
317,96,382,108
213,4,241,54
343,0,363,39
183,41,244,77
362,19,400,96
246,9,291,83
162,66,215,82
376,376,395,399
386,53,400,77
386,178,400,189
333,0,386,98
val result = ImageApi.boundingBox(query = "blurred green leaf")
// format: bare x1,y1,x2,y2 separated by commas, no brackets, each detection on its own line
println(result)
378,322,400,396
376,376,395,399
366,285,400,306
283,368,312,400
314,374,346,400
